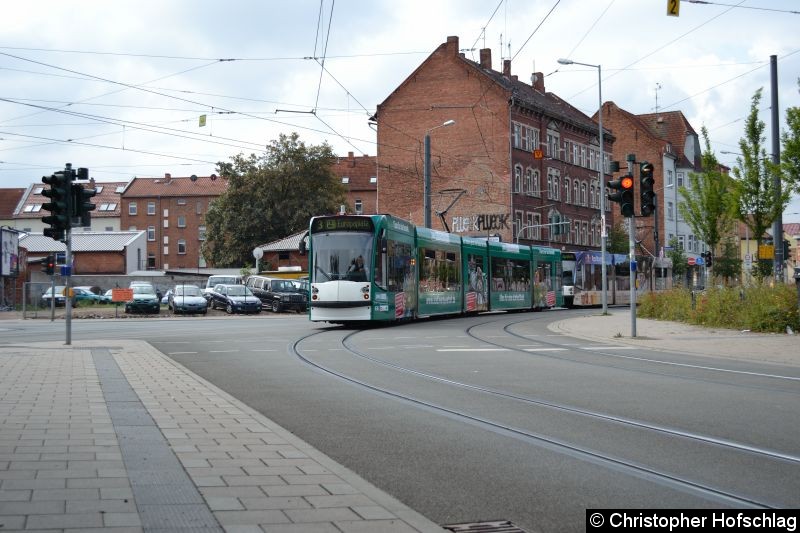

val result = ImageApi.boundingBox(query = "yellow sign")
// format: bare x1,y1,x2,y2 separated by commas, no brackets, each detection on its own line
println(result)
758,244,774,260
199,114,207,127
533,149,544,160
667,0,680,16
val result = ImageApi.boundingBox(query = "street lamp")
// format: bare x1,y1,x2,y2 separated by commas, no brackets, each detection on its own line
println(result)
558,58,608,313
424,119,456,228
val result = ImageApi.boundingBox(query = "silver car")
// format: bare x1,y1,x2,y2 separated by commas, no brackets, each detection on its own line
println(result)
168,285,208,315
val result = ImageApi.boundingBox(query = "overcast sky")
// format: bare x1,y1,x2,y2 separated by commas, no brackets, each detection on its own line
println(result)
2,0,799,221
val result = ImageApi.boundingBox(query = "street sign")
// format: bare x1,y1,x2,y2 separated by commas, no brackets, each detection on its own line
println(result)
630,260,637,272
112,288,133,302
696,256,705,266
667,0,680,16
533,149,544,160
687,257,696,266
60,265,71,276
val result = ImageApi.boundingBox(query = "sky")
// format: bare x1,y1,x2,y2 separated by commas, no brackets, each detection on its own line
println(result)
2,0,799,222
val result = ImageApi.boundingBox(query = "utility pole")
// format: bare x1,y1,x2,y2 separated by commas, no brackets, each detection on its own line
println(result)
770,55,783,281
627,154,637,338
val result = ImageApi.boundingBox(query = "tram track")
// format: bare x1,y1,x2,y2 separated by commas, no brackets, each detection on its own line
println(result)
292,324,798,509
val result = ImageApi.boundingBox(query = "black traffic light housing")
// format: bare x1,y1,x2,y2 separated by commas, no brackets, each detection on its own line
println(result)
639,162,656,217
40,254,56,275
41,170,72,241
608,173,635,217
703,251,713,268
71,182,97,227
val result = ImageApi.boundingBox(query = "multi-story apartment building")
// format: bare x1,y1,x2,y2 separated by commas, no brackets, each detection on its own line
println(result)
330,152,377,215
376,35,615,246
10,179,127,234
120,174,228,270
600,104,705,261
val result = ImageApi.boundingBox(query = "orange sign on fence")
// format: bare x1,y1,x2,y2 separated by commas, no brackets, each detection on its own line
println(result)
111,288,133,302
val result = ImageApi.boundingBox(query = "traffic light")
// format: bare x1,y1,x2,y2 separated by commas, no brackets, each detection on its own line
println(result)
608,173,635,217
71,182,97,227
703,251,713,268
40,254,55,275
41,171,72,242
639,161,656,217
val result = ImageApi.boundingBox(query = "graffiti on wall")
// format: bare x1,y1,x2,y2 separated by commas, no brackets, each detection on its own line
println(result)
451,214,510,234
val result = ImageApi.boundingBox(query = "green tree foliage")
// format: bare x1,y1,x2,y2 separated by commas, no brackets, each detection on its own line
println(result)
731,89,792,280
203,133,346,267
781,78,800,194
714,238,742,285
666,236,687,286
678,126,736,260
606,222,628,254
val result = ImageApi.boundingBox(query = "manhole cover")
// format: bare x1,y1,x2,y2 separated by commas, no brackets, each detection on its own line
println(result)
443,520,529,532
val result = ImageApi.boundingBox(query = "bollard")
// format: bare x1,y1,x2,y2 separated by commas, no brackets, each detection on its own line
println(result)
691,290,696,310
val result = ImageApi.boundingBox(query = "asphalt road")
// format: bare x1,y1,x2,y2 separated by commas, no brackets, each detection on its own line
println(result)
2,312,798,532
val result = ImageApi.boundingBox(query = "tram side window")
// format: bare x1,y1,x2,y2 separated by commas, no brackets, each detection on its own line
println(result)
419,248,461,292
387,240,413,292
491,258,531,292
615,263,630,291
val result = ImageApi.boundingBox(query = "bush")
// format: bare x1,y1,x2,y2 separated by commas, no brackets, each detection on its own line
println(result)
637,285,799,333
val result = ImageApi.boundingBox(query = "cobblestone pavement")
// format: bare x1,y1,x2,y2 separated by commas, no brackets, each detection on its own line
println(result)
0,340,445,532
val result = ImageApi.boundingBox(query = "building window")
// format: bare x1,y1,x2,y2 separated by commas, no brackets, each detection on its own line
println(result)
196,201,203,215
514,165,522,193
552,175,560,201
354,199,363,214
128,226,137,231
564,178,571,203
582,222,588,246
370,176,377,184
198,225,206,241
147,254,156,269
95,186,103,193
147,202,156,215
178,239,186,254
677,172,684,188
163,246,169,256
526,212,533,239
525,168,533,194
129,202,137,215
667,169,674,187
532,170,541,197
163,236,169,245
147,226,155,241
677,235,685,250
574,182,579,204
177,198,186,205
341,176,349,184
514,210,522,239
512,122,522,149
589,183,595,208
533,213,542,239
580,182,587,206
163,219,169,228
178,215,186,228
667,201,674,220
105,226,113,232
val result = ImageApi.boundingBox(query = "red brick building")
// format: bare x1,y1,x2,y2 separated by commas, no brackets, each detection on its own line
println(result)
120,174,228,270
330,152,377,215
376,35,615,246
600,103,704,258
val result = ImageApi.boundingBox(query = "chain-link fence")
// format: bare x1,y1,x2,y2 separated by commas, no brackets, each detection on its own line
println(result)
23,281,63,319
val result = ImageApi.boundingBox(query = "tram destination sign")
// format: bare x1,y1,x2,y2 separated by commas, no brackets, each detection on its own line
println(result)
311,216,374,233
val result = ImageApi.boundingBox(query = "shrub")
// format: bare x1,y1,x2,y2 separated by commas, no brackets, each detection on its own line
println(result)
637,285,799,333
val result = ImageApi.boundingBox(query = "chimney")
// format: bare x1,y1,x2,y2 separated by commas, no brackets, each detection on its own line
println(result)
89,177,96,189
531,72,545,93
503,59,511,77
445,35,459,56
164,173,172,184
479,48,492,69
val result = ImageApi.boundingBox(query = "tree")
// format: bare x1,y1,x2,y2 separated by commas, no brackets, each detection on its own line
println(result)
780,78,800,194
731,89,792,279
203,133,346,267
666,236,687,286
606,222,628,254
678,126,736,263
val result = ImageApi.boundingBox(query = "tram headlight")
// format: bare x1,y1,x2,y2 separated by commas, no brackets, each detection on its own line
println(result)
361,285,370,300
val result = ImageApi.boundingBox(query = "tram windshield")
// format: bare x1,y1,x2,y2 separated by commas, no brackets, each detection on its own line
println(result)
312,232,373,282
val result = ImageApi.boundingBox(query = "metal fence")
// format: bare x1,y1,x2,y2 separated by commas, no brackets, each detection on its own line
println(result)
22,281,59,319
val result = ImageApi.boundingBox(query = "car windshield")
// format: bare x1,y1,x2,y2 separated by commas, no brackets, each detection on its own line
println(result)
176,286,202,296
208,276,239,287
273,280,296,292
44,286,66,296
311,232,373,282
225,286,252,297
133,285,154,295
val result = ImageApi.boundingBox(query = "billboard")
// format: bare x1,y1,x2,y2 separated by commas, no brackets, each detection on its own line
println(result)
1,228,20,277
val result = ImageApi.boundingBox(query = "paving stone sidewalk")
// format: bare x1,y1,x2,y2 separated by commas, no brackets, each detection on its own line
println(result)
0,340,445,533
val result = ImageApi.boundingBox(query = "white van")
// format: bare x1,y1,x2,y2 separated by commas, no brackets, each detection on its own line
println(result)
202,275,243,299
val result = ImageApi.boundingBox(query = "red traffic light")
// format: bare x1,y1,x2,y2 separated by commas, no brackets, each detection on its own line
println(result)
620,176,634,189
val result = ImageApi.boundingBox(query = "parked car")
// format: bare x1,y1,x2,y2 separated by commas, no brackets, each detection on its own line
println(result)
41,286,67,307
130,281,163,302
168,285,208,315
245,275,307,313
207,284,261,314
202,275,243,300
72,287,106,305
124,284,161,314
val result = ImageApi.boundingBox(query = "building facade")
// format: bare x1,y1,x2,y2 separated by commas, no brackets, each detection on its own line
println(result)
330,152,377,215
120,174,228,270
376,35,614,246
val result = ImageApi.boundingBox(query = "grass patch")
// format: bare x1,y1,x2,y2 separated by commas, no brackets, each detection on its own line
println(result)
638,284,799,333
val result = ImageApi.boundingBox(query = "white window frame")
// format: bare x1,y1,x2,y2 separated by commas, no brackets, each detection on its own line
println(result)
129,202,137,216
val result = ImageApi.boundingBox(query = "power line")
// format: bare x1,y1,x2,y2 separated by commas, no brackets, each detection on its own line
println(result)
469,0,504,53
511,0,561,62
684,0,800,15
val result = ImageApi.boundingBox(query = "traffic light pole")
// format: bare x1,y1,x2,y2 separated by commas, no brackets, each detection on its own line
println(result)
627,156,637,338
65,228,72,345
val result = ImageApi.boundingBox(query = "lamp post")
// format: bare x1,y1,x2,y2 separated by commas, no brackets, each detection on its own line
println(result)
424,119,456,228
558,58,608,313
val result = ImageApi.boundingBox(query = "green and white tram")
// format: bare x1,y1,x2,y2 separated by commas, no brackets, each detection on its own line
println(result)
307,214,562,323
